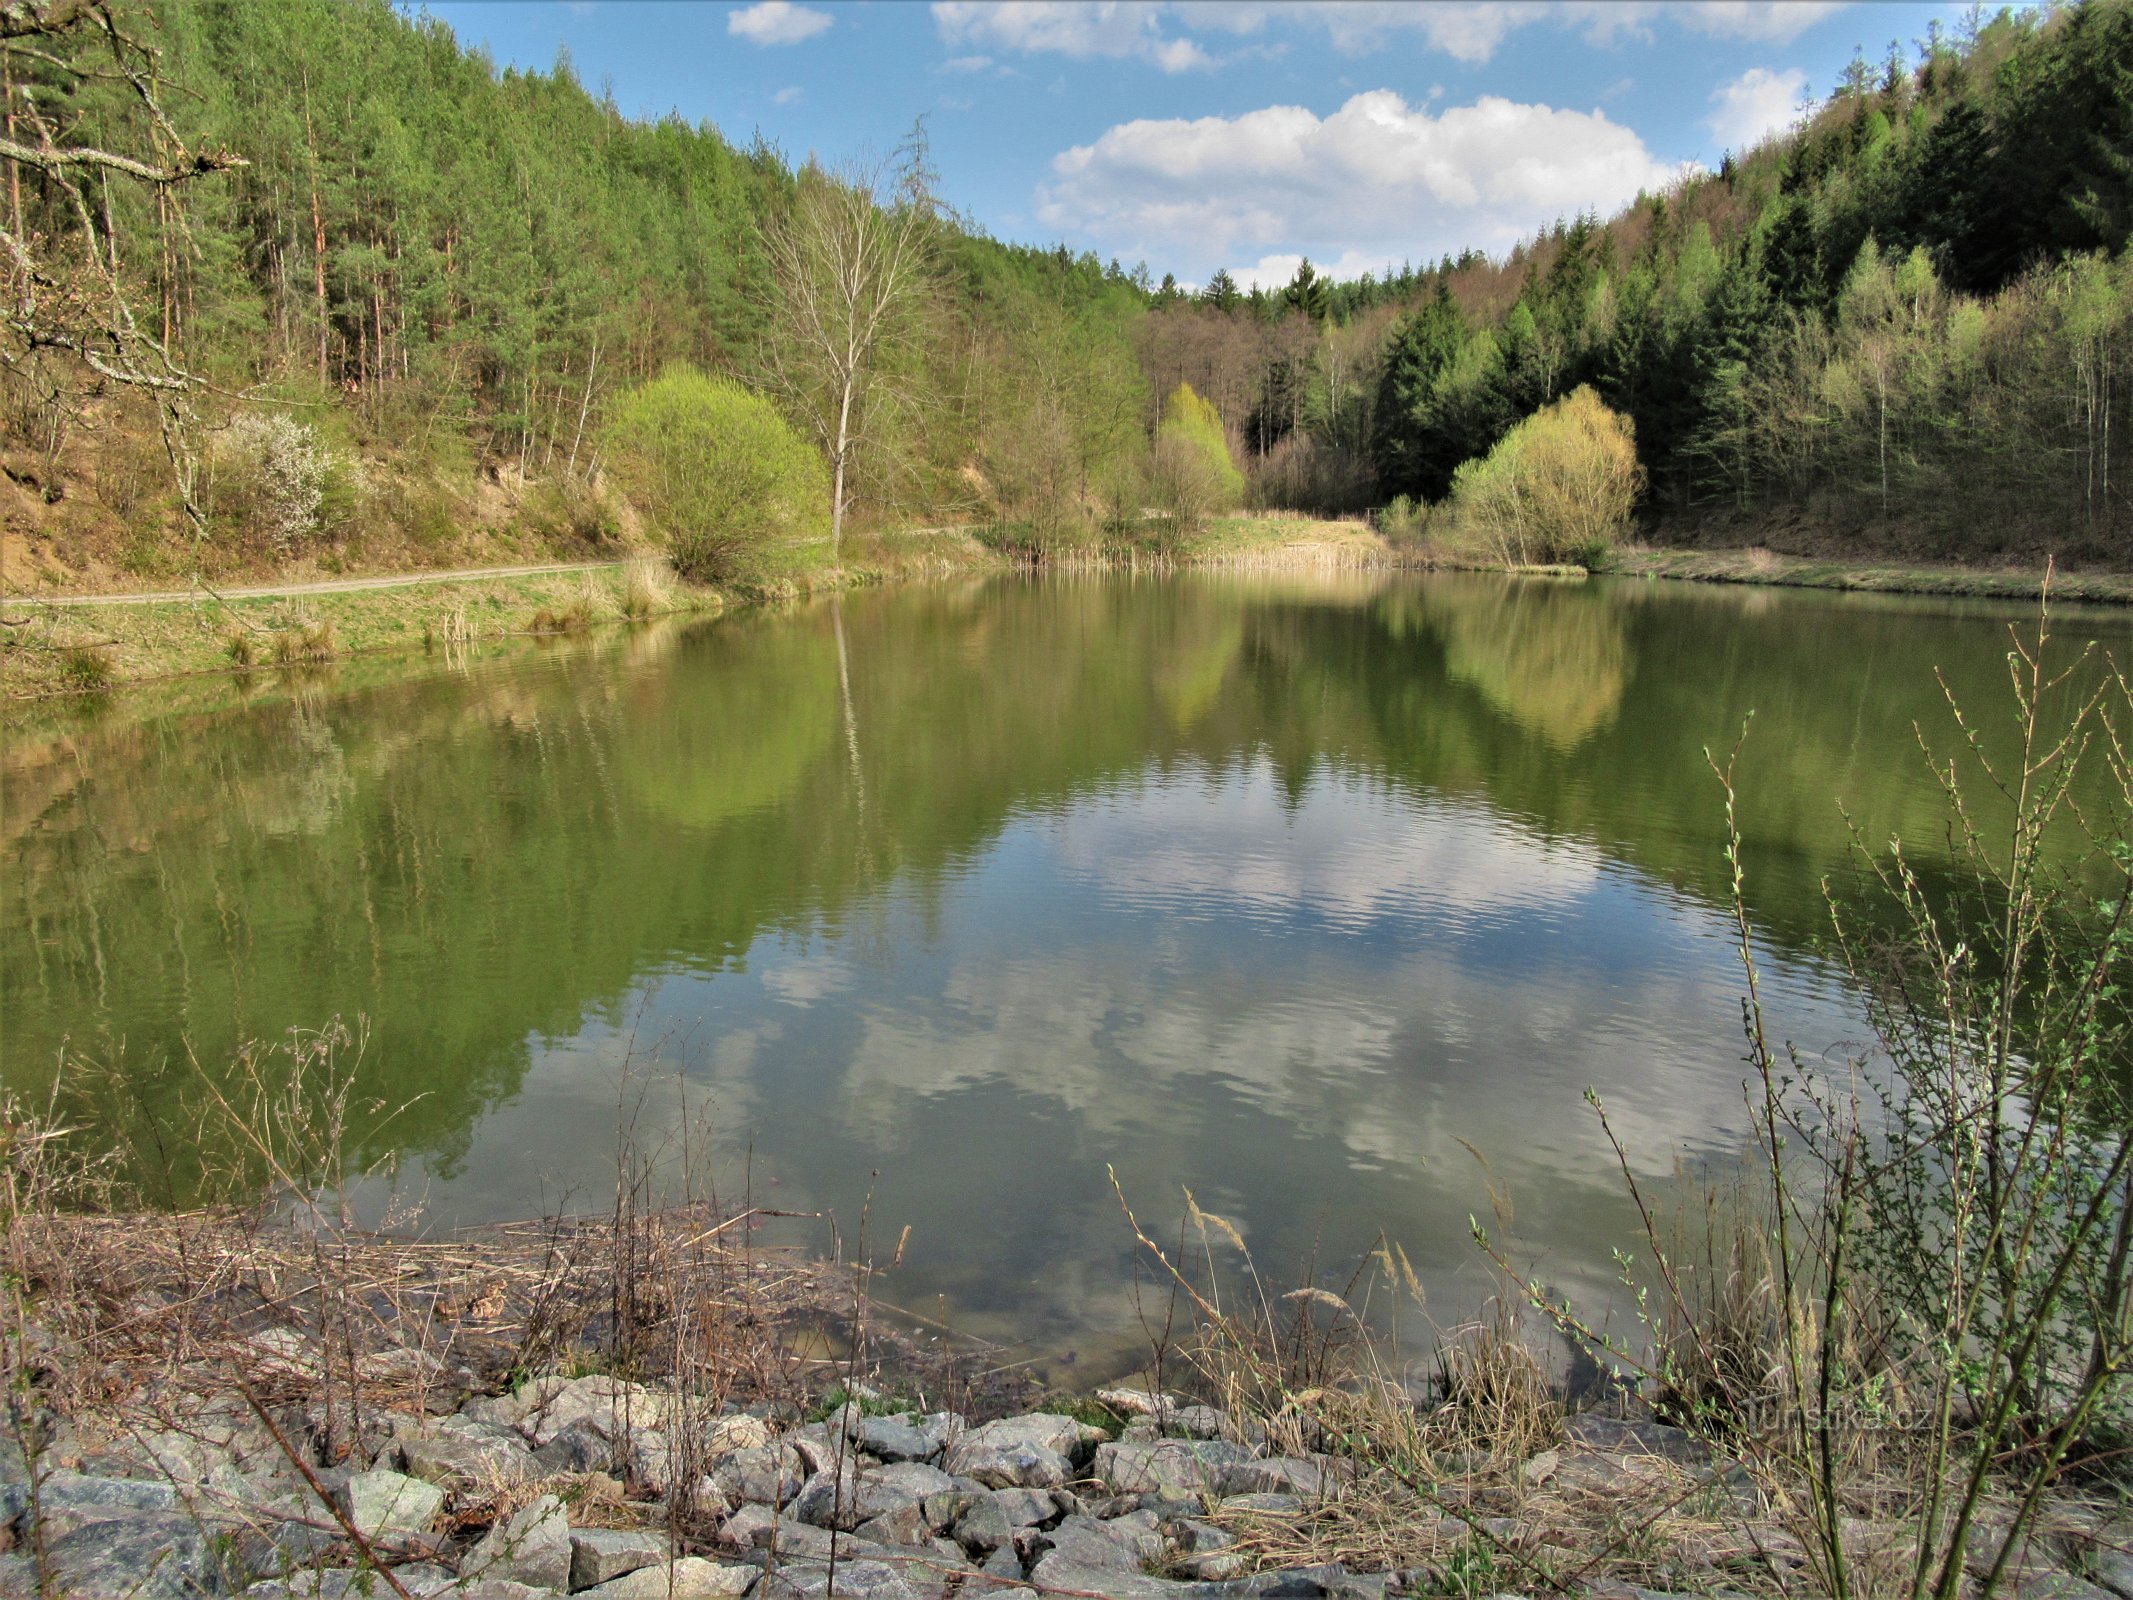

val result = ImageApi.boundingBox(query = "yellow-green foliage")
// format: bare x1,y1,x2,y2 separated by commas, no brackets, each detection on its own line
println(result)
602,366,830,583
1155,383,1246,520
1446,386,1642,567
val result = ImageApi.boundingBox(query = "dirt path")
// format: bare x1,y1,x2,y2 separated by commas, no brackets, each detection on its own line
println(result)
7,559,624,608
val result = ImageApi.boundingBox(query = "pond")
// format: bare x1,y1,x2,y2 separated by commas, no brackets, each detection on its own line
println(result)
7,570,2128,1379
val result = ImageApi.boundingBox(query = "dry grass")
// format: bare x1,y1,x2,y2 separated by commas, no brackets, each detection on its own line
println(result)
0,1017,1005,1527
268,616,337,665
617,556,676,619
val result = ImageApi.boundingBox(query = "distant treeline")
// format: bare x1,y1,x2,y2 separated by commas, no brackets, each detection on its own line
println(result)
6,0,2133,562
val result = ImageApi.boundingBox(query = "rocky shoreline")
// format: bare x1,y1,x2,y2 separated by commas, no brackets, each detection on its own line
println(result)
10,1361,2132,1600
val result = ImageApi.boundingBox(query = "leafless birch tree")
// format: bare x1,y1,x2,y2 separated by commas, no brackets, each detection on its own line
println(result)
760,125,938,558
0,0,243,534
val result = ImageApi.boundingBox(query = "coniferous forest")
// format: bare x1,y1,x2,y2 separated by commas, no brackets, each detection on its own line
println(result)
4,0,2133,579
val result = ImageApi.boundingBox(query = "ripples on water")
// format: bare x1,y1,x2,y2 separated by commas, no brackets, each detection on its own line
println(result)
5,572,2125,1375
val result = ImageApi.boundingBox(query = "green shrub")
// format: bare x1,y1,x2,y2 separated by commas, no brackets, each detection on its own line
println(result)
1444,385,1641,567
56,645,112,691
1377,493,1431,542
601,367,829,583
1154,383,1244,529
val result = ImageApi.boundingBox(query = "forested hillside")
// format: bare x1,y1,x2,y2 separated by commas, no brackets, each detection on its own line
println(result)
3,0,2131,588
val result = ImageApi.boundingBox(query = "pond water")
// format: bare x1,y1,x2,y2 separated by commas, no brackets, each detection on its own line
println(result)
7,571,2129,1378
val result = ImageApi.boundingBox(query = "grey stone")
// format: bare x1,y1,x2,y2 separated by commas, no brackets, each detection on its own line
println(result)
1212,1458,1328,1500
572,1529,670,1591
1169,1522,1233,1556
721,1507,844,1563
536,1422,619,1477
334,1471,445,1544
461,1393,533,1430
955,1416,1096,1463
37,1511,245,1599
1560,1417,1707,1468
853,1505,934,1550
853,1419,936,1466
755,1561,916,1600
1025,1556,1180,1599
986,1489,1059,1531
466,1495,572,1590
583,1559,759,1599
1095,1390,1179,1420
1094,1442,1253,1501
2087,1550,2133,1600
1179,1553,1248,1581
703,1417,775,1460
911,1418,960,1460
1038,1516,1149,1573
401,1424,538,1490
948,1496,1015,1555
1163,1408,1231,1443
788,1428,843,1477
244,1563,457,1599
978,1547,1022,1582
524,1376,661,1449
941,1438,1069,1492
795,1464,958,1533
1215,1495,1302,1518
34,1472,181,1537
711,1448,805,1509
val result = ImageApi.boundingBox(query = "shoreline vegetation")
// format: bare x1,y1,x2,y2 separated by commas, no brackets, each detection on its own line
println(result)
7,519,2129,701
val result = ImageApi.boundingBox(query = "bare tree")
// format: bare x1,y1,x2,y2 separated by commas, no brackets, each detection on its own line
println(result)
0,0,243,535
760,124,938,558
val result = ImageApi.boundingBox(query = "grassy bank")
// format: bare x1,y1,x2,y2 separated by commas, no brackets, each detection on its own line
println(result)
1608,544,2133,604
0,561,723,699
0,520,1397,700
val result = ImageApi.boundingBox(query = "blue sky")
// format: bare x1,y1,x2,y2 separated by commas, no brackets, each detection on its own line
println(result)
423,1,1965,288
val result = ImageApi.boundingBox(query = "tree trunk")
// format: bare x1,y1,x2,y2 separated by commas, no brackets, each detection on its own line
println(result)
304,74,328,385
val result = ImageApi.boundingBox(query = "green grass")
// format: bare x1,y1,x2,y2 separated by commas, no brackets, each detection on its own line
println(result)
1610,546,2133,605
1,564,717,697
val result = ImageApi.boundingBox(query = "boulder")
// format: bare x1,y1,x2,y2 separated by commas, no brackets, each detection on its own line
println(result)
755,1561,917,1600
1212,1458,1329,1500
524,1376,661,1449
795,1463,958,1532
705,1416,774,1459
334,1470,445,1545
465,1494,572,1590
33,1472,180,1539
710,1447,806,1509
243,1565,456,1599
940,1436,1067,1492
1093,1441,1252,1501
1561,1416,1708,1469
35,1511,246,1599
400,1422,539,1490
572,1529,671,1592
1035,1515,1149,1573
582,1559,759,1599
536,1421,619,1476
852,1418,936,1465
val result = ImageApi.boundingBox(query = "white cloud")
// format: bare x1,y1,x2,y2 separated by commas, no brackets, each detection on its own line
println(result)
932,1,1212,72
1177,2,1540,63
940,53,995,72
1707,65,1809,153
772,84,805,106
1562,2,1848,47
1684,1,1848,43
727,0,833,46
1040,90,1692,278
934,1,1848,69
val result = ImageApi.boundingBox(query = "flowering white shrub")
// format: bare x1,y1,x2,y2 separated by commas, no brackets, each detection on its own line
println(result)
217,413,328,550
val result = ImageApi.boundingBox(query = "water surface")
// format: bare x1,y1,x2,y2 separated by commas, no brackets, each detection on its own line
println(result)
8,572,2127,1374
